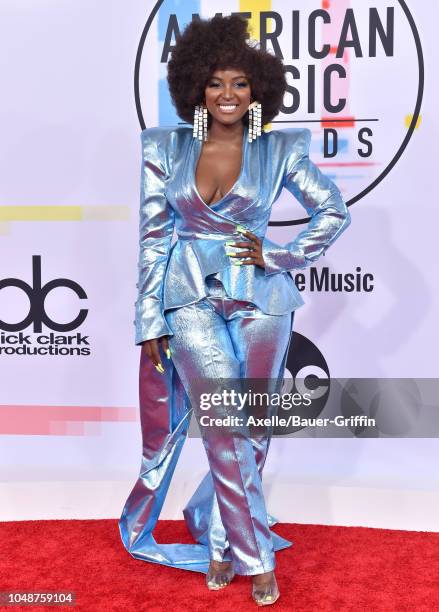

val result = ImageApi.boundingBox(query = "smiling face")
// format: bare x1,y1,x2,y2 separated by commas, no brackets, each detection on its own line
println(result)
203,68,252,126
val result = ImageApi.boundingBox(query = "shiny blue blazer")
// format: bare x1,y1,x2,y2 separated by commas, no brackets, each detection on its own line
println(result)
135,123,351,345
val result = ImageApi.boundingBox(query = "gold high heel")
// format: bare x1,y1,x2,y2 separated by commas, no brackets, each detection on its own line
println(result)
206,560,235,591
252,572,280,606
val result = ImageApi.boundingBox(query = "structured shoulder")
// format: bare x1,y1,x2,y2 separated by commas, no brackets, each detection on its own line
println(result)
267,128,311,175
140,125,192,174
140,125,190,148
267,127,311,152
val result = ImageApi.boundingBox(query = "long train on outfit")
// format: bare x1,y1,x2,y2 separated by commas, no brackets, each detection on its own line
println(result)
119,123,351,575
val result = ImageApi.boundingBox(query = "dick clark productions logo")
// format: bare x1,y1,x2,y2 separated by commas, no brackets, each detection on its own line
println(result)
136,1,424,225
0,256,90,356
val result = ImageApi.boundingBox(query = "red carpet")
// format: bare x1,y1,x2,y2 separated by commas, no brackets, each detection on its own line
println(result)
1,519,438,611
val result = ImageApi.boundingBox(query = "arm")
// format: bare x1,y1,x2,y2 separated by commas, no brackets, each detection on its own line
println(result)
262,129,351,275
135,128,175,345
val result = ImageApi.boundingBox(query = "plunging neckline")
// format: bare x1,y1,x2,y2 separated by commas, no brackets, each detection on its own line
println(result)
192,124,248,209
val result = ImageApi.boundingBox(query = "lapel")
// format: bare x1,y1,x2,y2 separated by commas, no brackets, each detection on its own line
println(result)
179,125,262,232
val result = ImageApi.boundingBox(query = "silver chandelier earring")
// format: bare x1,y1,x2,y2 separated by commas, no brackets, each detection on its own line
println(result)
193,104,208,141
248,101,262,142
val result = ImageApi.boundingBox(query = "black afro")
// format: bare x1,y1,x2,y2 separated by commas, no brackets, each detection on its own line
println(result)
167,14,287,127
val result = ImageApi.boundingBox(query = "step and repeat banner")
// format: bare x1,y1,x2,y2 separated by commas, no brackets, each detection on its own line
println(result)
1,1,438,524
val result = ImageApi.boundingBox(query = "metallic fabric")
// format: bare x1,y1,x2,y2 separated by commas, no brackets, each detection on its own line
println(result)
119,123,351,574
164,275,294,574
133,124,351,345
120,275,295,574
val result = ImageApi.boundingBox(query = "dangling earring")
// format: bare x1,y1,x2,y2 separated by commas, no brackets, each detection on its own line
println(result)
193,104,208,141
248,101,262,142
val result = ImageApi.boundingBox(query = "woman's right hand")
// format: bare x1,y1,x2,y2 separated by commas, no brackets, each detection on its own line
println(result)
141,336,171,374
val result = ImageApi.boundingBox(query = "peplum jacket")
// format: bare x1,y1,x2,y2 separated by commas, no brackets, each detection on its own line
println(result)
134,123,351,345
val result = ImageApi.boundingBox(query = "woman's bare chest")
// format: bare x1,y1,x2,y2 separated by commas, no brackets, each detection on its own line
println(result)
195,144,243,207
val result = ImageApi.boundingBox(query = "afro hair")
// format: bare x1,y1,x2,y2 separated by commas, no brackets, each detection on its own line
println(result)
167,14,287,128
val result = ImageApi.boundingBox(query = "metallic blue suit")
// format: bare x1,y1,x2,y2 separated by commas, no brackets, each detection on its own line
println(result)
119,123,351,574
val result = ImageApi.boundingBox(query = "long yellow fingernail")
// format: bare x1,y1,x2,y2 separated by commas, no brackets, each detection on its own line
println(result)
165,348,171,359
226,251,237,257
225,241,235,246
236,224,246,233
232,260,243,265
155,363,165,374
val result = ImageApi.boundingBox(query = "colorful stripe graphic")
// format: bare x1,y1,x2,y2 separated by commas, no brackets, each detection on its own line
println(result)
0,405,138,436
239,1,272,39
0,206,130,222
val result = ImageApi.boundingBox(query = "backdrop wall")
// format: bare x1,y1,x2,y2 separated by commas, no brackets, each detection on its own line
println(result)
1,0,438,531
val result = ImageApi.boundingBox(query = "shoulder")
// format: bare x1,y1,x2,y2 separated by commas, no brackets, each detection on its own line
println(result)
140,125,192,149
140,125,192,173
265,127,311,152
265,128,312,174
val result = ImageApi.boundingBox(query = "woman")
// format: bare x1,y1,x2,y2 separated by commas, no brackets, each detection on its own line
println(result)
119,14,351,606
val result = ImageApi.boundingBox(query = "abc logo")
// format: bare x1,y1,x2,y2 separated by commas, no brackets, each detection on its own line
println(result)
275,331,330,434
0,256,88,333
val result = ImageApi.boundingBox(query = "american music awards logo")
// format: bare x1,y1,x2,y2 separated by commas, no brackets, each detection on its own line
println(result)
135,0,424,225
0,256,91,357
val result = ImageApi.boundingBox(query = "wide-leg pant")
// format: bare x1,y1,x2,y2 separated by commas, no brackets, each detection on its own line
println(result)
164,275,293,575
119,274,295,575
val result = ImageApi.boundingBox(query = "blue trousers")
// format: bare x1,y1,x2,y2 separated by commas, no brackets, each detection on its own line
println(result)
119,275,294,575
164,275,293,575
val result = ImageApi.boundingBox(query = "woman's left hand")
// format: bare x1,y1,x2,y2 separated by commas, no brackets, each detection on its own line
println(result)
226,229,265,269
